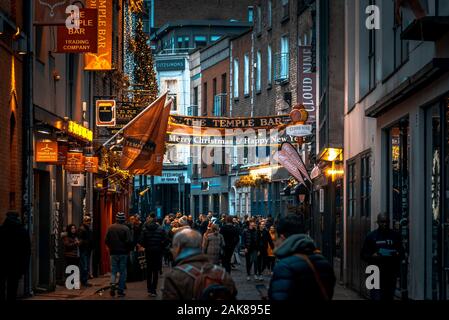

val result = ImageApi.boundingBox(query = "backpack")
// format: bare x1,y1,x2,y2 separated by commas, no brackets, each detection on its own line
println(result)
175,263,234,300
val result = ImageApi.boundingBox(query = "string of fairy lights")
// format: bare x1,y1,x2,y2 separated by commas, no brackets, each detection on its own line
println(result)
124,0,137,96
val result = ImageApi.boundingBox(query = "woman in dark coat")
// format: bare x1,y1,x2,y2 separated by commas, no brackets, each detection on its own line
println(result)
63,224,80,268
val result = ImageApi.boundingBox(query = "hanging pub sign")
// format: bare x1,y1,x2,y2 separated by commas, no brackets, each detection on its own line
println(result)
96,100,116,126
35,140,58,162
65,152,85,172
298,46,316,124
55,142,68,165
34,0,86,25
56,8,98,53
84,0,112,70
84,156,99,173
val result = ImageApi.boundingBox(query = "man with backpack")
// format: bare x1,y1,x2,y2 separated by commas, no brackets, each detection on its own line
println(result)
268,214,336,300
162,228,237,300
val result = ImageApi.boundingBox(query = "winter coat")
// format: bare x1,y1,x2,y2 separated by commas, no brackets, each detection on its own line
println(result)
199,220,209,235
220,223,240,251
268,234,336,301
257,228,274,256
267,231,277,257
242,228,258,252
63,234,79,259
203,232,225,264
138,222,167,270
162,248,237,300
0,218,31,276
78,223,93,252
105,223,132,255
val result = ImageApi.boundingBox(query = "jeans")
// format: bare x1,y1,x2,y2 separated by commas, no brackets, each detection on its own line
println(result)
222,248,235,273
79,250,91,285
110,255,128,293
256,253,265,276
245,250,258,276
0,273,20,301
147,268,159,294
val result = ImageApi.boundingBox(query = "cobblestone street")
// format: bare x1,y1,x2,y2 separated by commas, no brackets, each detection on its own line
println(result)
30,260,363,301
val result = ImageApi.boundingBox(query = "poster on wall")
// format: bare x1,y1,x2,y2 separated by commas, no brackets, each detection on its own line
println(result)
34,0,86,25
67,173,85,187
56,8,98,53
84,0,112,70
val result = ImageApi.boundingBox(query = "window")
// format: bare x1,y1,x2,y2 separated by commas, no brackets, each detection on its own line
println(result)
248,6,254,23
233,59,239,98
267,45,272,86
202,82,208,116
177,36,190,48
210,35,221,42
282,0,289,20
274,36,289,82
244,54,249,95
267,0,272,28
257,6,262,33
164,80,178,111
348,162,356,217
194,35,207,48
361,154,371,217
256,51,261,92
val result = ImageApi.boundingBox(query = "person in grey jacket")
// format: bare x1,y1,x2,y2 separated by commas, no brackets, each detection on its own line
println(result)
105,212,132,297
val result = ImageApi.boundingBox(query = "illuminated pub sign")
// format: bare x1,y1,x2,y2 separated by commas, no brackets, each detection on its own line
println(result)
65,152,85,172
35,140,58,162
67,121,93,142
96,100,116,126
56,8,98,53
84,156,99,173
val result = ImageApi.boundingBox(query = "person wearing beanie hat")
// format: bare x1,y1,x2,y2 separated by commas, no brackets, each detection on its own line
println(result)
0,211,31,301
105,212,132,297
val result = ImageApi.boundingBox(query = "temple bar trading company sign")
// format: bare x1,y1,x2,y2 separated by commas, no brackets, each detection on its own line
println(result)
169,114,292,129
56,8,98,53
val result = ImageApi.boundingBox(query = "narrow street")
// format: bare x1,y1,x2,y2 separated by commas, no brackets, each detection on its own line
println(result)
30,261,362,301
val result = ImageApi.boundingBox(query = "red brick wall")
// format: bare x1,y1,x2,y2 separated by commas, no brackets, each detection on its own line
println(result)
154,0,254,27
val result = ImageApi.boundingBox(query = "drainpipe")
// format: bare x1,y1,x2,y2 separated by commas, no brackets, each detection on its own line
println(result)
22,0,34,297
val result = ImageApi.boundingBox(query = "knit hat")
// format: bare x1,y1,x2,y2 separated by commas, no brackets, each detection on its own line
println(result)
116,212,126,223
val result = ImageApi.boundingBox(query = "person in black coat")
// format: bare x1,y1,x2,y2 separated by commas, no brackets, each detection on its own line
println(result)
361,213,403,300
242,221,258,281
78,216,93,287
138,214,168,296
220,216,240,273
256,220,274,279
268,214,335,300
0,211,31,301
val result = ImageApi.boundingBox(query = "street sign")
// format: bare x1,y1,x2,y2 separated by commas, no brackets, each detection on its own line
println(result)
286,124,312,137
96,100,116,127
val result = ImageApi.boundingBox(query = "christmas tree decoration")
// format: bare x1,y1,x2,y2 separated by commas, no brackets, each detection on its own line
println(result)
132,18,158,106
129,0,144,13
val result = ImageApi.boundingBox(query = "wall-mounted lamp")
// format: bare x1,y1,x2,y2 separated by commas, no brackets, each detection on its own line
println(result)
53,70,61,81
13,28,27,55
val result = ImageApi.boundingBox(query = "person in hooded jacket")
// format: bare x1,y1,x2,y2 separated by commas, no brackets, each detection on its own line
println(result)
268,214,335,300
0,211,31,301
138,213,168,296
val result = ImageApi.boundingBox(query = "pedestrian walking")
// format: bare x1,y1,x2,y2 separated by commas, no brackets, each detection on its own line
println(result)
0,211,31,301
203,224,225,265
242,221,258,281
220,216,240,273
266,225,277,273
268,214,336,300
361,213,403,300
78,216,93,287
138,213,168,297
63,224,80,269
256,220,273,280
105,212,132,297
162,228,237,300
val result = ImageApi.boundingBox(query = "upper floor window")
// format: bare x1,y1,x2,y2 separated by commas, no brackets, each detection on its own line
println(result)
267,45,272,86
256,51,262,92
248,6,254,23
281,0,289,20
194,35,207,48
268,0,272,28
233,59,239,98
257,6,262,33
244,54,250,95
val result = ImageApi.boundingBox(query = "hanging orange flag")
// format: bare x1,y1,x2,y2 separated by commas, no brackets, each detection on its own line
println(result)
132,99,173,176
119,93,167,170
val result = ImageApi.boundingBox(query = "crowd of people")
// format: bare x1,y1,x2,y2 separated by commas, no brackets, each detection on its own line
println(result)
101,210,337,300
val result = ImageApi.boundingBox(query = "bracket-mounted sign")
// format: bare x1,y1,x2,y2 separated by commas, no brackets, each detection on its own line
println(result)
96,100,116,127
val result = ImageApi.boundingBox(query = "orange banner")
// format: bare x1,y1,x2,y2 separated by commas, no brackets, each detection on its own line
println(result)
65,152,85,172
84,156,99,173
119,94,167,170
131,100,173,176
84,0,112,70
35,140,58,162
